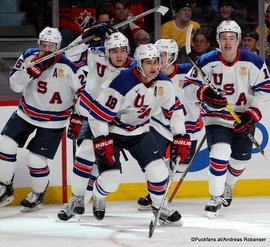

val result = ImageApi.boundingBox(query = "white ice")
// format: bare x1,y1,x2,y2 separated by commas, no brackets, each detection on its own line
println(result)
0,197,269,247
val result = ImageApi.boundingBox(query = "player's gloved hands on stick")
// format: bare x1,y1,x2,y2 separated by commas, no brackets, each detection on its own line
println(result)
67,114,83,139
82,23,115,45
27,51,59,78
93,135,115,166
234,107,262,137
170,134,191,167
197,85,227,109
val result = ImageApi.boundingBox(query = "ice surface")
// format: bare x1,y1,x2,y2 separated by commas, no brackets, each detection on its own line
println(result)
0,197,269,247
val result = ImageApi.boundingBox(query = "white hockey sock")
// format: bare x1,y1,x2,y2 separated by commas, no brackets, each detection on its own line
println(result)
27,151,49,193
72,139,95,196
0,160,17,185
209,143,231,196
144,159,168,208
0,135,18,184
226,158,247,187
93,169,121,198
84,164,99,204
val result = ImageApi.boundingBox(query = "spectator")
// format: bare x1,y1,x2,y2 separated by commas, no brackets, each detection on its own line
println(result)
125,0,145,29
177,28,212,63
202,0,244,48
113,0,130,24
59,0,104,48
113,0,145,28
241,30,259,54
262,4,270,70
256,4,270,47
266,0,270,13
96,4,113,24
112,0,144,54
192,0,219,23
219,0,235,21
160,0,200,49
255,4,270,69
217,0,244,27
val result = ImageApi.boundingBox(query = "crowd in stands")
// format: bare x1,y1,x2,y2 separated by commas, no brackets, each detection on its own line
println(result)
19,0,270,67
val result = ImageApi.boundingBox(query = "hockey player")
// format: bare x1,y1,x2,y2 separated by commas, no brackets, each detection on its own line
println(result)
0,27,86,211
183,20,270,217
85,43,191,226
57,28,136,221
137,39,203,210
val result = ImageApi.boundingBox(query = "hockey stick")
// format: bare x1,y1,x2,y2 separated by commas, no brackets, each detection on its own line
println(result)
168,134,206,203
185,24,268,160
149,157,180,238
24,5,168,69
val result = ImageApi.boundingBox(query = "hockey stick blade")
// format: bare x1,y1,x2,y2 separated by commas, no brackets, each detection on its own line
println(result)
114,5,168,30
156,5,169,15
148,208,160,238
185,24,268,160
24,6,168,69
185,24,193,55
148,157,180,238
149,220,154,238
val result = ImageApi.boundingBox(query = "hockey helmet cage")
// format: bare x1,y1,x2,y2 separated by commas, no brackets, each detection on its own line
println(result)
38,27,62,50
104,32,130,56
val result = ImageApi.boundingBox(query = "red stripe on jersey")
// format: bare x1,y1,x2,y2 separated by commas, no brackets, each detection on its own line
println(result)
80,92,114,122
20,100,71,120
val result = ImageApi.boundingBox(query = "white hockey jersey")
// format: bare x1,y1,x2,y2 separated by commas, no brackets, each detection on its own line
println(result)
87,68,186,138
75,48,136,120
151,63,202,141
184,49,270,128
9,48,86,129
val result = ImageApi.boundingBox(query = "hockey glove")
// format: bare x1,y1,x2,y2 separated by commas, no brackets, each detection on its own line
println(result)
234,107,262,137
171,134,192,165
93,136,115,166
197,85,228,109
27,51,59,78
67,114,84,139
82,23,115,45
